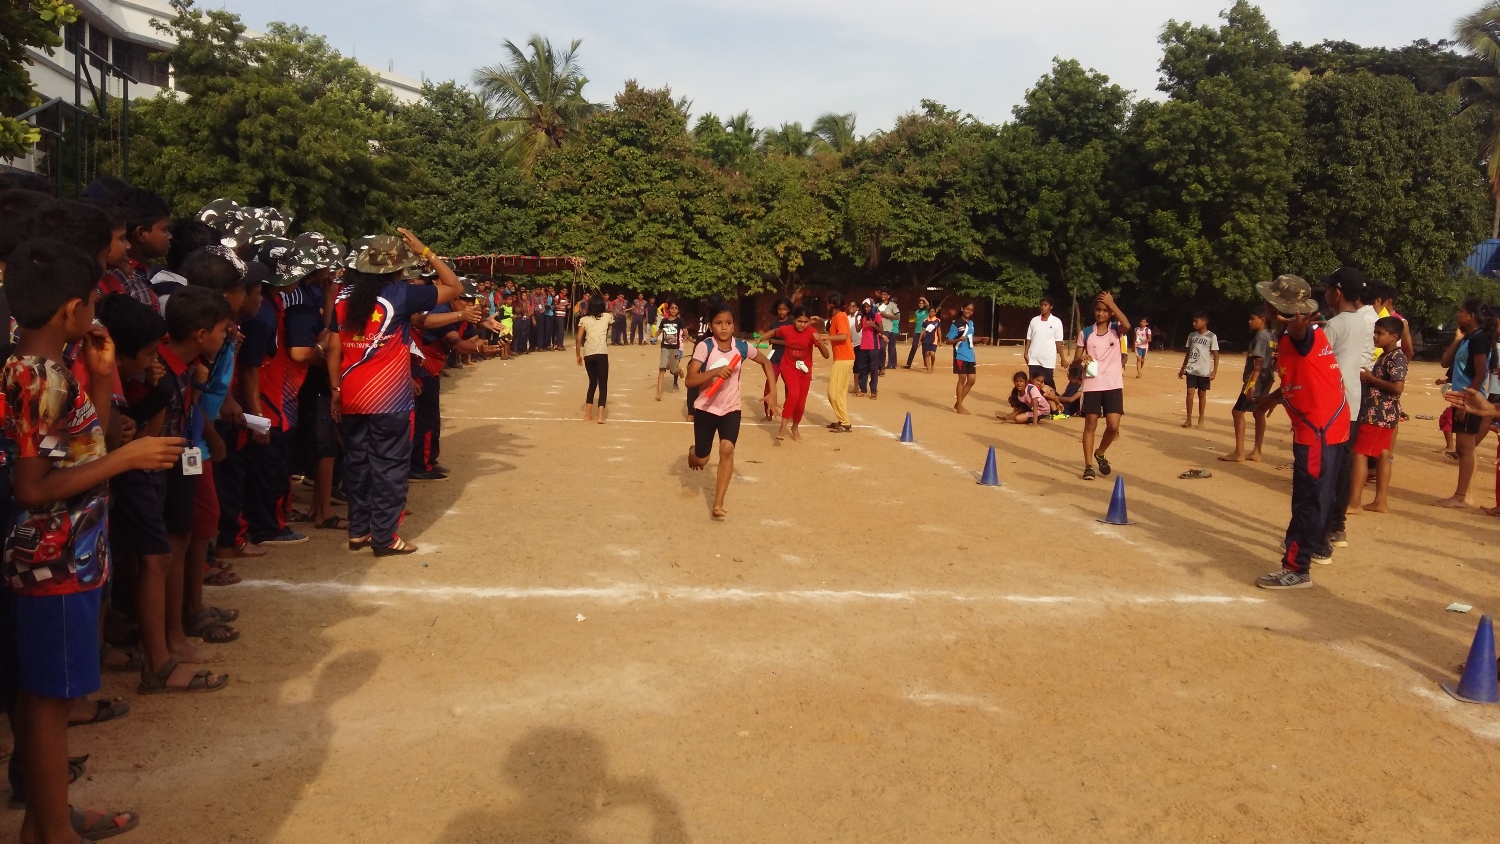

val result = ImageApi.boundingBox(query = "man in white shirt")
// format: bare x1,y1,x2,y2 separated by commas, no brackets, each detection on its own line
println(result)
1024,297,1066,389
1319,267,1374,554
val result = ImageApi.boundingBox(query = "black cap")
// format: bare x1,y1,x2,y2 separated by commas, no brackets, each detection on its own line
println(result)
1320,266,1370,302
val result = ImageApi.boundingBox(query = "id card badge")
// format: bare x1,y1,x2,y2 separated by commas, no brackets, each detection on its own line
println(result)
182,447,204,476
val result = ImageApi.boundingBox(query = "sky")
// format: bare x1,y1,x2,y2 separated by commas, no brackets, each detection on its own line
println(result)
211,0,1477,133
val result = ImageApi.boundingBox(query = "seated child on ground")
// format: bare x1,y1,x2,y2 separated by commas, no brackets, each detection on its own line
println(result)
1002,370,1050,424
1055,364,1084,417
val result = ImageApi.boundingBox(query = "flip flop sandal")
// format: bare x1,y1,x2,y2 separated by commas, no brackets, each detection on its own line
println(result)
184,609,240,644
138,658,228,695
349,535,372,552
100,644,143,673
68,700,131,728
288,509,314,523
9,756,89,808
203,567,242,586
1179,469,1212,479
71,806,140,841
316,515,350,530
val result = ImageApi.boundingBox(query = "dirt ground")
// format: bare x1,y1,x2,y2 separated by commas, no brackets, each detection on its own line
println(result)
8,338,1500,843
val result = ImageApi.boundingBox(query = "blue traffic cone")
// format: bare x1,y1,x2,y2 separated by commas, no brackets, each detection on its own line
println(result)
1443,615,1499,705
1098,476,1135,525
899,413,915,443
977,446,1000,486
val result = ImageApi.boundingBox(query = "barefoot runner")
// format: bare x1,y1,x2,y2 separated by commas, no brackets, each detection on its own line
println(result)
684,301,779,518
768,306,830,442
947,302,977,415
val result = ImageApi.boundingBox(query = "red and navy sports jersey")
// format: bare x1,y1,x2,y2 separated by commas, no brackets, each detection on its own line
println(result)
333,280,439,415
414,303,453,378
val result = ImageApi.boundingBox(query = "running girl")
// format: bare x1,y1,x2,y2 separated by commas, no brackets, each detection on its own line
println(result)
767,306,830,442
763,296,792,419
920,309,941,373
684,302,780,518
1134,318,1152,378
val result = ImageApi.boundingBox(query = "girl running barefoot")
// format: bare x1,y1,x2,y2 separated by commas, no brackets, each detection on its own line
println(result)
767,306,830,442
684,302,779,519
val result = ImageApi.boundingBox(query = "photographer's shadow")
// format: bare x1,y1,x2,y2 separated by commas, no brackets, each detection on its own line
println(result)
440,727,689,843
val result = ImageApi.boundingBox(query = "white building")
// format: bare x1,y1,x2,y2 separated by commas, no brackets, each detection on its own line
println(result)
24,0,425,108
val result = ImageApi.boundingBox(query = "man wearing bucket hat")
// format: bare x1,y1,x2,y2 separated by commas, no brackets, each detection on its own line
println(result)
1253,274,1349,589
327,228,462,556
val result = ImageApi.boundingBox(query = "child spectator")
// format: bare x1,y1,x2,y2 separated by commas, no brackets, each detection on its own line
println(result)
105,188,172,311
1178,311,1219,428
3,239,188,843
1055,363,1085,418
1223,308,1273,462
1001,371,1050,424
1351,317,1407,513
919,309,941,373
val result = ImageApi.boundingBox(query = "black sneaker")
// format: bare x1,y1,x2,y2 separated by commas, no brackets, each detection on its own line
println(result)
259,529,309,546
1329,530,1348,548
1082,466,1097,481
1094,452,1112,475
1257,569,1311,590
409,471,448,482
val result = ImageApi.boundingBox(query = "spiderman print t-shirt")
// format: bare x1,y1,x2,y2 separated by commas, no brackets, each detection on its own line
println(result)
332,280,439,415
1,356,110,596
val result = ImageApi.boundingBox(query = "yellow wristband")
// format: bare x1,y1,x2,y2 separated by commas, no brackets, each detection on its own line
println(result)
421,247,434,260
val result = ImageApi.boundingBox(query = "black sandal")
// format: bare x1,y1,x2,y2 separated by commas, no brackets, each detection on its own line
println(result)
373,537,419,557
185,609,240,644
317,515,350,530
68,700,131,728
138,658,228,695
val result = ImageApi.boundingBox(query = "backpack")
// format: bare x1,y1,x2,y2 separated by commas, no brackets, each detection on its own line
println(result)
685,337,752,416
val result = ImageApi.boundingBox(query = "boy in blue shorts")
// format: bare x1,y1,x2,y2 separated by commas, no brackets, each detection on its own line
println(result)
3,240,186,843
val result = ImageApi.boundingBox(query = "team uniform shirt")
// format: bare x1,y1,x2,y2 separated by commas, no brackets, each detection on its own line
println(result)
240,298,286,429
631,298,648,321
691,339,761,416
1277,326,1350,447
272,284,323,427
829,312,855,361
154,343,196,440
610,299,628,323
1361,349,1407,428
332,280,440,415
1,357,110,596
1025,315,1066,368
1078,325,1124,392
1184,330,1219,378
948,320,976,363
1134,326,1153,351
921,315,942,348
1024,383,1051,414
415,303,455,377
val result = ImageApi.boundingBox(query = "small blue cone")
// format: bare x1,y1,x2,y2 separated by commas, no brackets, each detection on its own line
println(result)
899,413,915,443
1098,476,1135,525
1443,615,1499,705
977,446,1000,486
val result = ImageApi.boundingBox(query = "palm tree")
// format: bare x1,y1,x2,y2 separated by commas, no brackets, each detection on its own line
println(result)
472,36,600,172
812,112,858,153
1453,5,1500,237
760,122,827,156
726,111,758,151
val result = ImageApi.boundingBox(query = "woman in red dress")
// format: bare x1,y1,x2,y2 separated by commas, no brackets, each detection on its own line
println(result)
768,305,831,442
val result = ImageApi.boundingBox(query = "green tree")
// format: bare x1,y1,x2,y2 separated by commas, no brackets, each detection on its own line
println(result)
0,1,78,159
1286,72,1488,320
535,82,764,298
1451,4,1500,237
811,112,858,153
1284,38,1484,94
842,100,993,291
743,152,841,296
693,110,759,170
395,82,538,255
1131,1,1298,302
472,36,599,173
986,60,1137,308
117,1,413,240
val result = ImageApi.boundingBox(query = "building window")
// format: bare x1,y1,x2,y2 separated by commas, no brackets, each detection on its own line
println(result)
113,40,169,88
63,20,83,55
87,24,109,69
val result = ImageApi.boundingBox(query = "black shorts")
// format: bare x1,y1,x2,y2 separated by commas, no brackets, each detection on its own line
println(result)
163,469,198,537
1456,408,1486,436
110,470,170,555
1082,388,1124,417
693,410,742,459
1233,393,1260,413
953,360,976,375
1185,374,1212,391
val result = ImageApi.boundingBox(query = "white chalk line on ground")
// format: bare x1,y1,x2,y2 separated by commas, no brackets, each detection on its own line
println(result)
238,577,1263,607
448,415,878,429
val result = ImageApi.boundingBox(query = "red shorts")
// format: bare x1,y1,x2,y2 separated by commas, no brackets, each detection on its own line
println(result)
1353,424,1394,458
192,459,220,540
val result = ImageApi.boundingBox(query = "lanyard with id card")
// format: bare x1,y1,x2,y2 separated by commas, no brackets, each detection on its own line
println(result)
181,389,203,476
